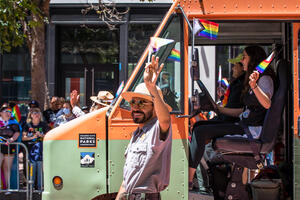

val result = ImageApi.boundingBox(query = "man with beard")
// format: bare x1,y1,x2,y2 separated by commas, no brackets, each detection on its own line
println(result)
116,56,172,200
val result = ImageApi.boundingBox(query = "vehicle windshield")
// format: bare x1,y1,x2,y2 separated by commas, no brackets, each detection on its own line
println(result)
120,14,183,113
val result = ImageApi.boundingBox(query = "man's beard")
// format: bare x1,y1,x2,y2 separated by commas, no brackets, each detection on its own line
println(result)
131,110,153,124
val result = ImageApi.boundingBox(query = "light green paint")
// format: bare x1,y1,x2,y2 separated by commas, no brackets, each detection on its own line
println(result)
43,136,189,200
108,139,189,199
42,140,107,200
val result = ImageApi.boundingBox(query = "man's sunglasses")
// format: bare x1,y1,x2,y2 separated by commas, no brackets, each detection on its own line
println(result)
129,100,153,108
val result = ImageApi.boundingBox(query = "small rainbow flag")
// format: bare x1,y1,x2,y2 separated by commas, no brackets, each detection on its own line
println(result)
255,51,275,73
219,78,229,88
196,19,219,40
167,49,180,62
12,105,21,123
222,88,230,106
149,37,174,52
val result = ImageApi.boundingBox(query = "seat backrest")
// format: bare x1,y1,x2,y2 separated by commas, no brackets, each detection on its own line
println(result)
260,59,288,143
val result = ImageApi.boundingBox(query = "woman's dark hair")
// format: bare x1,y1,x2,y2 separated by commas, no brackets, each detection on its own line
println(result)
242,45,276,97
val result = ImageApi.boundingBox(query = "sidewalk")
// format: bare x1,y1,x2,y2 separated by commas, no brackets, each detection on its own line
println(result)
0,192,41,200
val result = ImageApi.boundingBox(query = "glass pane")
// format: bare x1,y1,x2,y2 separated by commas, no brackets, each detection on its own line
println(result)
122,15,182,112
59,26,119,65
1,47,31,102
128,24,158,78
94,70,116,95
64,71,85,106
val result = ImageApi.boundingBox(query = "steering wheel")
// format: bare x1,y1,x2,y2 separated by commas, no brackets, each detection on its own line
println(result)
194,80,219,114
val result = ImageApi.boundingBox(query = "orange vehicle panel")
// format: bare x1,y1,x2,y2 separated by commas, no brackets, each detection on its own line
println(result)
294,23,300,135
44,107,108,141
179,0,300,20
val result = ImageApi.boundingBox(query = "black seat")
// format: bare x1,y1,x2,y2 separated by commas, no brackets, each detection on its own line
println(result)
212,59,288,199
214,59,288,168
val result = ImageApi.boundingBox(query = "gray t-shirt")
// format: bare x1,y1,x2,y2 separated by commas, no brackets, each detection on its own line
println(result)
123,117,172,194
227,75,274,139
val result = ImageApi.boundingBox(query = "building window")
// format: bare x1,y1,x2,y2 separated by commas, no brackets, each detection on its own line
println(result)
1,47,31,103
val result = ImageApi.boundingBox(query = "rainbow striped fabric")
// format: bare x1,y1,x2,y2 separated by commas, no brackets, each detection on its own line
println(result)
12,105,21,122
219,78,229,88
167,49,180,62
256,51,275,73
197,19,219,40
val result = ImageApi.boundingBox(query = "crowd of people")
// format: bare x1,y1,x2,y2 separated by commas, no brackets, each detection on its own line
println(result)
0,90,114,192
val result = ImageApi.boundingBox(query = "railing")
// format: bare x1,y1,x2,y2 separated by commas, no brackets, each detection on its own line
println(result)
0,142,43,200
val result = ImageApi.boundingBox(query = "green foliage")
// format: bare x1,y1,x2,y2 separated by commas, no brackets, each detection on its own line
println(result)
0,0,42,53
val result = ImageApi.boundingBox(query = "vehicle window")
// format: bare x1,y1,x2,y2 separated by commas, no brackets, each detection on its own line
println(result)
121,14,183,113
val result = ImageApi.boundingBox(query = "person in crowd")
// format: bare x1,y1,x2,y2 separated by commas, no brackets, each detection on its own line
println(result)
188,46,276,189
22,107,50,190
54,101,75,127
0,104,21,190
215,59,246,122
116,56,172,200
43,96,61,127
70,90,114,118
29,100,39,110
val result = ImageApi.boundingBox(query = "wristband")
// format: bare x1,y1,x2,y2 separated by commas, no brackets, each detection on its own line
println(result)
252,84,258,90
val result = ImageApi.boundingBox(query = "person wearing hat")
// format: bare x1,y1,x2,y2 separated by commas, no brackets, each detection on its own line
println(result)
70,90,114,118
116,56,172,200
90,91,114,112
29,100,39,109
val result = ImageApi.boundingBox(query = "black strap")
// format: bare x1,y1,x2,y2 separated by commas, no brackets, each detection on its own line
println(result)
239,121,264,169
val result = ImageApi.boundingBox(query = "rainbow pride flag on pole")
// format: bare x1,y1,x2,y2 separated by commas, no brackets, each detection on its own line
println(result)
255,51,275,73
149,37,174,52
12,105,21,123
167,49,180,62
219,78,229,88
148,37,174,62
194,19,219,40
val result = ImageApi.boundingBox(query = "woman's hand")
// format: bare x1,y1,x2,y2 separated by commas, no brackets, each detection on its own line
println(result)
249,71,260,89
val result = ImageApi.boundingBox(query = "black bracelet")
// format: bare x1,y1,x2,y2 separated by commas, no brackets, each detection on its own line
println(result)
252,84,258,90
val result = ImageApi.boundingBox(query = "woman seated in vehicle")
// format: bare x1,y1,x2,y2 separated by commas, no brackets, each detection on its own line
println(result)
188,45,276,189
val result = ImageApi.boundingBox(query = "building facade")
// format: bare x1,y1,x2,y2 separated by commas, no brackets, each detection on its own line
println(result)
0,0,172,106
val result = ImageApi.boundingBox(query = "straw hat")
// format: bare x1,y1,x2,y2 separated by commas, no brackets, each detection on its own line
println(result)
228,53,243,64
122,83,172,112
90,91,114,107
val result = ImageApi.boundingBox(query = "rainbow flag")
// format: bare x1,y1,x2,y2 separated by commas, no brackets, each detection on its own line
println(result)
167,49,180,62
222,88,230,106
256,51,275,73
149,37,174,52
12,105,21,122
219,78,229,88
196,19,219,40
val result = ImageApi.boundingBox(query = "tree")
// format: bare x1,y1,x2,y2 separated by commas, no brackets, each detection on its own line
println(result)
0,0,50,110
0,0,127,110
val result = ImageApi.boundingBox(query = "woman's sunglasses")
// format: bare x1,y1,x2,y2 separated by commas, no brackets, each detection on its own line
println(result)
129,99,153,108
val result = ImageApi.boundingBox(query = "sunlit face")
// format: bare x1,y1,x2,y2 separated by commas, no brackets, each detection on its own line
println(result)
51,97,60,110
232,63,244,78
130,97,154,124
31,111,41,121
1,109,12,121
241,51,250,71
